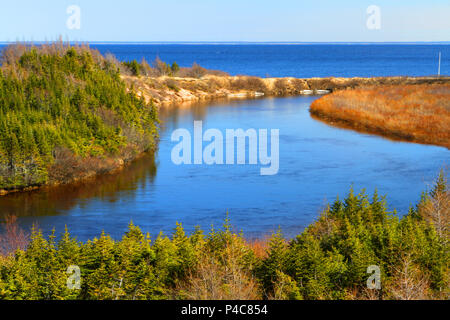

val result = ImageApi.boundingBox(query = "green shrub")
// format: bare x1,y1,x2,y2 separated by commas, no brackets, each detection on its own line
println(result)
0,44,159,190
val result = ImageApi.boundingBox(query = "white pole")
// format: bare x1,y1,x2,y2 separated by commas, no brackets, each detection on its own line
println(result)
438,52,441,77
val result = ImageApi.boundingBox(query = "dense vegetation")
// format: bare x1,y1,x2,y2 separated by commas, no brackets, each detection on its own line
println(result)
0,44,159,191
310,84,450,148
0,172,447,300
0,42,448,300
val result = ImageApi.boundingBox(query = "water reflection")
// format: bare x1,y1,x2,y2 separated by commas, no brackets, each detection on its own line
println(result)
0,97,251,220
0,97,248,220
0,152,157,217
309,113,449,149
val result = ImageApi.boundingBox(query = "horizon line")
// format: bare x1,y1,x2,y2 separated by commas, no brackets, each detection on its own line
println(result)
1,41,450,45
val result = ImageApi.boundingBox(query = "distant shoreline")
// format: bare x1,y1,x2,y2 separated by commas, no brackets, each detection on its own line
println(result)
2,41,450,45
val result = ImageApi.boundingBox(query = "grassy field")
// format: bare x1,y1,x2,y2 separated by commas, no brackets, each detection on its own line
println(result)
310,84,450,149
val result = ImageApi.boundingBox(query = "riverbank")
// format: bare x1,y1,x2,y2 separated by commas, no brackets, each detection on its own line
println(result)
1,43,449,196
1,73,448,196
310,83,450,149
122,74,450,107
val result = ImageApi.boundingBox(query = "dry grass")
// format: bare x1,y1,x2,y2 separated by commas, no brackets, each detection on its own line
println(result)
125,74,449,109
310,84,450,148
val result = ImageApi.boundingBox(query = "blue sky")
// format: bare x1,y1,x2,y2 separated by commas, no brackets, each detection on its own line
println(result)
0,0,449,42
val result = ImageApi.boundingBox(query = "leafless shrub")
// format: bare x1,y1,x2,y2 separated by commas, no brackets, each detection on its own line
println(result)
164,78,180,92
152,57,171,76
179,242,260,300
291,79,309,92
273,79,290,95
139,58,154,76
419,172,449,241
0,43,28,66
49,147,120,184
386,253,431,300
308,78,336,90
176,62,228,79
179,63,207,79
0,215,29,256
231,76,267,93
103,53,124,73
203,69,229,77
204,78,221,93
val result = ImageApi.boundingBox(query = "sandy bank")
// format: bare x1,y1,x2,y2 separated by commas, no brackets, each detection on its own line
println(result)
122,74,450,108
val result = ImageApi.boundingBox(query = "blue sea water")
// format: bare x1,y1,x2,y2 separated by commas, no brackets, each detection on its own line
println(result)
88,43,450,78
2,43,448,77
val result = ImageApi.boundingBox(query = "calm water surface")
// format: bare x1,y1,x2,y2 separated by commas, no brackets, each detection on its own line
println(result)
1,96,448,240
88,44,450,78
2,44,449,77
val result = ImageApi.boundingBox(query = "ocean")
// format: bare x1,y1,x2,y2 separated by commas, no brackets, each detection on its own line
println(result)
87,43,450,78
1,43,448,78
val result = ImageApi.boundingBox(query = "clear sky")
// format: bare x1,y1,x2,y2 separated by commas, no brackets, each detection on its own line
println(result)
0,0,449,42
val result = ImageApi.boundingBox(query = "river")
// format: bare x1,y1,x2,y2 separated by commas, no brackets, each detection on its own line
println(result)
0,95,448,240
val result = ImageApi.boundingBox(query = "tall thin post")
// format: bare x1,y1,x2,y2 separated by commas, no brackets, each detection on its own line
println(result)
438,52,441,77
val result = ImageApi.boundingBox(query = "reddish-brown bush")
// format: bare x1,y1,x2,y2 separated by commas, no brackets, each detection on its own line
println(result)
0,215,29,255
